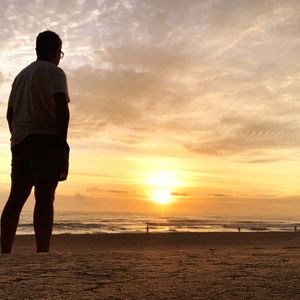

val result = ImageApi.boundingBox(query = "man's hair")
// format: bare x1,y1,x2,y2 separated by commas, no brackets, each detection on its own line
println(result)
36,30,62,59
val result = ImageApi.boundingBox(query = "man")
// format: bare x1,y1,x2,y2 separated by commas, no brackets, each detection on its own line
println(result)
1,30,70,253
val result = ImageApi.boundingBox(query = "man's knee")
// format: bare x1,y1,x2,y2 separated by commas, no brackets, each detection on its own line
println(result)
34,182,58,203
5,183,32,211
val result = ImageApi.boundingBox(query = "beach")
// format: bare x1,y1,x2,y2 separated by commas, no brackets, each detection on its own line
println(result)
1,232,300,299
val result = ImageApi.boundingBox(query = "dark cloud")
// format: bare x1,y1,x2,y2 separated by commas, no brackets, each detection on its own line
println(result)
108,190,129,194
73,193,90,201
209,193,231,198
240,157,285,164
86,187,134,195
171,192,188,197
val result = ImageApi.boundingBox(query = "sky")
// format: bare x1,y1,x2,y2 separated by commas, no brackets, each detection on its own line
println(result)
0,0,300,216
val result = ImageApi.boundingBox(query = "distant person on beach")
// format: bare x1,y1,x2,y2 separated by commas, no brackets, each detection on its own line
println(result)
1,30,70,253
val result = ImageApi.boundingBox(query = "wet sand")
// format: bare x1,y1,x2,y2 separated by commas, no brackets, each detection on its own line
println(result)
1,232,300,299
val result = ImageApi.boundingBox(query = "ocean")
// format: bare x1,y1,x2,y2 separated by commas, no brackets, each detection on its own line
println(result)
17,211,300,235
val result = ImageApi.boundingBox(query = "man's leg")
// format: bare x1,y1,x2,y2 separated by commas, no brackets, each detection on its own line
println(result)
1,181,32,254
33,182,58,253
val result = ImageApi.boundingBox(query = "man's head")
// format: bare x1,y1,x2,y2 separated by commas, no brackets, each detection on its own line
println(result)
36,30,63,65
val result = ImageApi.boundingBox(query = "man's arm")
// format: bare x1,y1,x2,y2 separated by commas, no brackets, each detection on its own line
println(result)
53,92,70,145
6,105,13,134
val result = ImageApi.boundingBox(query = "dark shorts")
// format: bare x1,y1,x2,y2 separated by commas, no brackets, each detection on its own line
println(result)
11,135,62,185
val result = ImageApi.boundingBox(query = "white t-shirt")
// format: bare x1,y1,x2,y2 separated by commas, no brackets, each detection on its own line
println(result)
8,60,70,147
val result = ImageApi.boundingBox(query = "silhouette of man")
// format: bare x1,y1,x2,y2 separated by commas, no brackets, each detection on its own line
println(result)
1,30,70,253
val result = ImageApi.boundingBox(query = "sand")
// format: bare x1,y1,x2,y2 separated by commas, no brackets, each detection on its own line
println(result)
1,232,300,299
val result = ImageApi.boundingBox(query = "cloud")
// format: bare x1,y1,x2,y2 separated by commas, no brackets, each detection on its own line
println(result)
113,134,144,145
108,190,129,194
64,0,300,151
209,193,231,198
69,109,107,139
86,187,135,195
1,0,300,160
67,56,191,137
171,192,188,197
0,71,4,85
73,192,89,201
185,118,300,157
240,157,285,164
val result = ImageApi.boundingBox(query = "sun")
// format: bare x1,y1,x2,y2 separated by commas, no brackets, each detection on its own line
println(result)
151,188,173,204
146,171,180,205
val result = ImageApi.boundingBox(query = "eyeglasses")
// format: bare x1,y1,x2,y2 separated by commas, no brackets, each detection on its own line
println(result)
60,51,64,58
